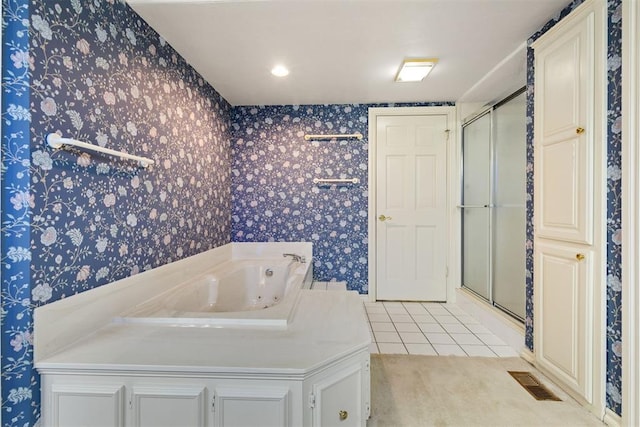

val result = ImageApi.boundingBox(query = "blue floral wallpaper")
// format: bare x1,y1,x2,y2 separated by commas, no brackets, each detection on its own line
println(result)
525,0,623,415
604,0,623,414
230,103,453,293
2,1,36,425
1,0,232,424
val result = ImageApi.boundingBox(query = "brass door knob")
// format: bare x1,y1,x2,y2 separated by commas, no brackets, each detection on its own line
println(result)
339,410,348,421
576,127,585,134
379,214,392,222
576,253,585,261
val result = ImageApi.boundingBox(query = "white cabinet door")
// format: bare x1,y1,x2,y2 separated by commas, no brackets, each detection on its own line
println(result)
311,363,363,427
534,241,592,400
534,10,593,245
50,383,125,427
375,114,449,301
131,385,207,427
214,386,290,427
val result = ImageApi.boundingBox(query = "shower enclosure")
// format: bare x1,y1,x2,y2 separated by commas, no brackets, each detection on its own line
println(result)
461,89,526,321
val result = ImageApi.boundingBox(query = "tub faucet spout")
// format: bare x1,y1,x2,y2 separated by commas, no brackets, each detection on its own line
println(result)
283,253,306,263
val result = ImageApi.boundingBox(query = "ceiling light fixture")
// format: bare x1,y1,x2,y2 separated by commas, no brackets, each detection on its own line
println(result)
271,65,289,77
395,58,438,82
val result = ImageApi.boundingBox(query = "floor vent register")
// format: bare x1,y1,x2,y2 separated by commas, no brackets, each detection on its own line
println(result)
508,371,562,401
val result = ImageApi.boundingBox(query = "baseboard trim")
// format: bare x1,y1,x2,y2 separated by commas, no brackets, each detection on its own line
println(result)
604,408,622,426
520,348,535,364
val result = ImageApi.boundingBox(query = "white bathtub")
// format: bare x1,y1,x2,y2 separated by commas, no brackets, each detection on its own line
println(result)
114,257,312,328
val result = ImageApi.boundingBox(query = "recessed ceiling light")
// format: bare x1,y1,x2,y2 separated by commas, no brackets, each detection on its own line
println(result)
271,65,289,77
395,58,438,82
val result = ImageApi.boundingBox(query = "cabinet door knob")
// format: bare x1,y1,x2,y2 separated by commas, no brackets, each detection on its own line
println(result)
339,410,348,421
576,127,585,134
576,253,585,261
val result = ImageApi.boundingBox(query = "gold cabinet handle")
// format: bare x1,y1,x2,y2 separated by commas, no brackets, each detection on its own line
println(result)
379,214,392,222
576,127,585,134
576,253,585,261
339,410,348,421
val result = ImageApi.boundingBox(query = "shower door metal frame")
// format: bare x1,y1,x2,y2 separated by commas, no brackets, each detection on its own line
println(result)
460,109,494,304
460,87,526,322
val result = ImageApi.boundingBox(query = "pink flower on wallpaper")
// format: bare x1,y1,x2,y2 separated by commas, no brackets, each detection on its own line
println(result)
612,229,622,245
77,152,91,167
10,334,24,352
9,332,31,352
103,91,116,105
40,97,57,116
118,52,128,66
10,50,29,69
76,38,90,55
76,265,90,281
40,227,57,246
611,116,622,134
10,191,34,210
103,193,116,207
612,341,622,357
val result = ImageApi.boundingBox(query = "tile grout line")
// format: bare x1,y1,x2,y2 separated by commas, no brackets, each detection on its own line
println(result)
383,302,410,355
442,303,501,357
365,301,511,357
427,303,481,357
437,304,471,356
403,302,437,355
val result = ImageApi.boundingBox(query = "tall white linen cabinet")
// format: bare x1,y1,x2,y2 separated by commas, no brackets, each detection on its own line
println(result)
532,0,606,418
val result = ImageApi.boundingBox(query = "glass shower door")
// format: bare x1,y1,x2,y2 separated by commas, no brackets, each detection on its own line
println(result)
461,112,492,300
461,89,526,322
492,91,526,319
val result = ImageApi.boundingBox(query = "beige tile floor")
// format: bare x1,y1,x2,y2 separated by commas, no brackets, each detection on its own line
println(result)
364,301,520,357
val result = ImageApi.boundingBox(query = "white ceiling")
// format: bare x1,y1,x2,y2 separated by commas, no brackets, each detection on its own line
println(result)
127,0,568,106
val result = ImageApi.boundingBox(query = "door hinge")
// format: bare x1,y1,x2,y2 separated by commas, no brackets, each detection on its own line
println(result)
445,129,450,141
128,394,133,410
446,266,449,277
211,395,216,412
308,392,316,409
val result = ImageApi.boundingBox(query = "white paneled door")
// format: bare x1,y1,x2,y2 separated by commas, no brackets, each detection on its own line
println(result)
375,114,449,301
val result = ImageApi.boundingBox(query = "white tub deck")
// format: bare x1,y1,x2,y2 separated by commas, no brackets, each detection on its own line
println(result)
36,290,369,376
34,242,369,375
34,243,371,426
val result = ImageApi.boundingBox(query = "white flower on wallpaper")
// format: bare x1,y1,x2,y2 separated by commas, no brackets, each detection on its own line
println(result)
32,283,52,303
